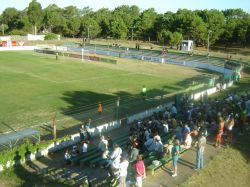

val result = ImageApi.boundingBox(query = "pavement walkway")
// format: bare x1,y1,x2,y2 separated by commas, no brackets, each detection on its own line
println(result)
143,140,221,187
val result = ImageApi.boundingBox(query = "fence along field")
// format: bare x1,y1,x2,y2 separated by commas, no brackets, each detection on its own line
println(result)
0,50,215,136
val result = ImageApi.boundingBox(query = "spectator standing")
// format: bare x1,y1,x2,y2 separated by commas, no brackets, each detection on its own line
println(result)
134,155,146,187
71,145,79,157
110,144,122,178
215,117,224,148
98,102,103,114
129,143,139,163
85,118,92,138
107,136,113,149
195,132,206,170
64,149,71,165
82,141,88,153
164,135,175,156
170,104,177,118
171,139,180,177
119,157,129,187
98,136,108,153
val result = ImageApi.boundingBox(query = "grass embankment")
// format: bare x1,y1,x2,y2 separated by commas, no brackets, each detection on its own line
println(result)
181,72,250,187
181,134,250,187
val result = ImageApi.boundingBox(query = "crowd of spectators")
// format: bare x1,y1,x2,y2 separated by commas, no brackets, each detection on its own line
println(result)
66,90,250,186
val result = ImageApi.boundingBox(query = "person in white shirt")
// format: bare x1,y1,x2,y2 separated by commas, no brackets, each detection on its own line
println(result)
119,157,129,187
110,144,122,169
153,132,162,144
82,141,88,153
64,149,71,165
182,133,192,149
98,136,108,153
109,144,122,178
162,121,169,133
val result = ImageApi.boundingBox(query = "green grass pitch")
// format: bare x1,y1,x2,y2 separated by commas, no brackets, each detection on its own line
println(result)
0,51,213,133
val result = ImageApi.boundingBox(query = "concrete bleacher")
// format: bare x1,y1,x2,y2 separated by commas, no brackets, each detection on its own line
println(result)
70,131,130,166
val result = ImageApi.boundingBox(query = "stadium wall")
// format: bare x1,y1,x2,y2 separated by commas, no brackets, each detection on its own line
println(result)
0,46,36,51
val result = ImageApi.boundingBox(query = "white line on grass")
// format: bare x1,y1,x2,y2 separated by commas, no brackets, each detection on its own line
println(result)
0,67,58,83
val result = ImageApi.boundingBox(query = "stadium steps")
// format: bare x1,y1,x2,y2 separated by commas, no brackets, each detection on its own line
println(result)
80,134,130,167
70,131,130,166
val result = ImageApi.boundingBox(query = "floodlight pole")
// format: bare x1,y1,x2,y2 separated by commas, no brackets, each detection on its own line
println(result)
1,24,4,35
87,27,90,42
116,97,120,125
132,27,134,41
207,30,212,55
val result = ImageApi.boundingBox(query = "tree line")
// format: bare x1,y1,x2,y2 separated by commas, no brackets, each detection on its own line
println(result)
0,0,250,47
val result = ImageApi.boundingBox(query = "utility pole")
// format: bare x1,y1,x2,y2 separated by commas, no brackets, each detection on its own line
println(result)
1,24,4,35
116,97,120,125
87,27,89,42
132,27,134,41
207,30,212,55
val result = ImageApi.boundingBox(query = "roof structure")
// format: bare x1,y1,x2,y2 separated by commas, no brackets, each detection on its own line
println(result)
0,128,40,149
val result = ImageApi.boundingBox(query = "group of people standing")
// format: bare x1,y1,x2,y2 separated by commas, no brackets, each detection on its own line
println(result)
67,90,250,187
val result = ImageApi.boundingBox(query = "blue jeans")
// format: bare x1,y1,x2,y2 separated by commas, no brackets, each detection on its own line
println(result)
196,150,204,169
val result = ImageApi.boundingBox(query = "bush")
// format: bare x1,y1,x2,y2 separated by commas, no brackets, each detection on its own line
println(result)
44,33,59,40
9,29,27,35
0,135,70,166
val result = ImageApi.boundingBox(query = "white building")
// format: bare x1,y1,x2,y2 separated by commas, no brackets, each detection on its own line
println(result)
181,40,193,51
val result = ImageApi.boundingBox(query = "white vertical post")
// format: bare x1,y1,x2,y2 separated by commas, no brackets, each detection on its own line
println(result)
82,47,83,62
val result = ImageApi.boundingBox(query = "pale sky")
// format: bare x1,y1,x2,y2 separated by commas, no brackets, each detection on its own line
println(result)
0,0,249,14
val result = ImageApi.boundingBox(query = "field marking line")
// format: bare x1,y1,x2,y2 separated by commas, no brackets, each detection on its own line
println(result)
0,66,58,83
54,72,159,83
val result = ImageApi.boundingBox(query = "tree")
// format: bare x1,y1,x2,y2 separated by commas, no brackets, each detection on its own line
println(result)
92,8,112,37
109,16,128,39
199,9,225,45
43,4,66,34
1,8,22,33
80,16,101,39
135,8,159,41
190,15,207,45
155,11,175,41
113,5,140,30
27,0,43,35
220,9,249,46
63,6,79,18
65,17,81,38
173,9,196,39
172,32,183,49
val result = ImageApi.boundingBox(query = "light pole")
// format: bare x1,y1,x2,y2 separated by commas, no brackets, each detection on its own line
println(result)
207,30,212,55
87,27,90,42
131,26,134,41
1,24,4,35
130,25,136,41
87,25,92,43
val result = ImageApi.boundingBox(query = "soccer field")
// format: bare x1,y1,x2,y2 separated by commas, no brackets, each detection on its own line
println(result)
0,51,214,133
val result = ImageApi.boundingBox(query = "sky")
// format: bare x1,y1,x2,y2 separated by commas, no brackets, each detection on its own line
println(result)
0,0,249,14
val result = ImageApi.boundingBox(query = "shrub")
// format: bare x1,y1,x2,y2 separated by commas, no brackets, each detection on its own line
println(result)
9,29,27,35
44,33,59,40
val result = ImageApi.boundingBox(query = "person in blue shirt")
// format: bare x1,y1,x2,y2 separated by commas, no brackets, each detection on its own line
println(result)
171,139,180,177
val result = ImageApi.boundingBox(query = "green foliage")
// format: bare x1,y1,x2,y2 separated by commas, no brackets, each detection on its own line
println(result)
9,29,27,35
27,0,43,35
0,3,249,46
135,8,158,40
0,135,70,166
80,16,101,39
44,33,59,40
109,16,128,39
